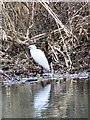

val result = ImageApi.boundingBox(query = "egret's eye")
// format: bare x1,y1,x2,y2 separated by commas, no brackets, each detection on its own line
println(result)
28,45,37,50
28,46,31,49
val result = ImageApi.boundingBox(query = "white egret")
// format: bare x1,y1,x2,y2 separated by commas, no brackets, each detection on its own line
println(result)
28,45,50,71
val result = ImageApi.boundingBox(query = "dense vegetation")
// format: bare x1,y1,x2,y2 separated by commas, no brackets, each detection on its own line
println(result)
1,2,90,79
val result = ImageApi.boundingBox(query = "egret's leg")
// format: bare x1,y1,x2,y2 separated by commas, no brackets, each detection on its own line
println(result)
40,66,44,76
48,55,53,79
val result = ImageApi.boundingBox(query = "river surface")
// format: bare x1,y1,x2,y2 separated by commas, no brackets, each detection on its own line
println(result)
1,78,89,118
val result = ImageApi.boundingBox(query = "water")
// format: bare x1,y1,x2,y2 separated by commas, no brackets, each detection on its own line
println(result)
2,78,89,118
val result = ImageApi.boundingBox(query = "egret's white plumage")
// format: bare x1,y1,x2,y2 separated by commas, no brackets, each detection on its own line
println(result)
28,45,50,71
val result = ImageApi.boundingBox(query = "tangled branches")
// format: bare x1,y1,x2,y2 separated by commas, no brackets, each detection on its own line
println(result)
1,2,90,78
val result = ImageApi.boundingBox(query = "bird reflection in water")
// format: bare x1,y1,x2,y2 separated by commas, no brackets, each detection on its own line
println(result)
34,84,51,117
